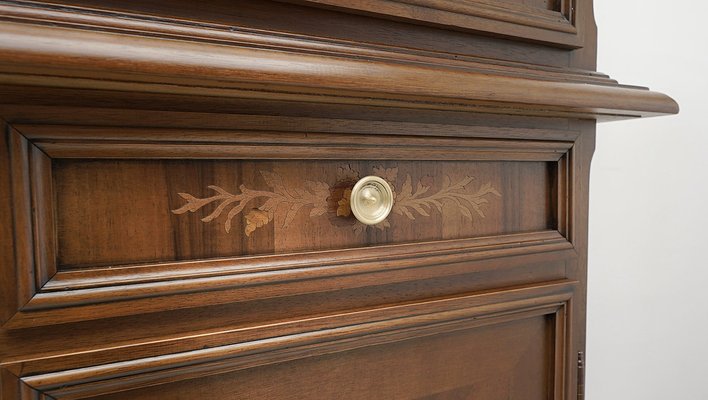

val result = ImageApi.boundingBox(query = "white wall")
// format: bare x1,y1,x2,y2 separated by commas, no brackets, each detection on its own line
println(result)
587,1,708,399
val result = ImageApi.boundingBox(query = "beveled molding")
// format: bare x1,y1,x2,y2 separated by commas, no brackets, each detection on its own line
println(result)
289,0,579,46
0,123,578,329
4,281,575,400
0,2,678,120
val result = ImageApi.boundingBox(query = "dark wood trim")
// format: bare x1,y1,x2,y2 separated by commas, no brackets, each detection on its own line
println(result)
2,122,579,328
13,280,573,399
11,231,574,328
1,368,41,400
0,13,678,120
25,125,572,161
0,101,580,140
556,151,571,238
283,0,580,47
0,121,19,324
0,1,603,84
564,121,595,400
1,127,35,325
43,230,568,292
16,121,581,141
553,302,568,399
28,144,55,288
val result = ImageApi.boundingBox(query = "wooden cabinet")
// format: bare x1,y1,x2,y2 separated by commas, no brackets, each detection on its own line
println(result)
0,1,677,399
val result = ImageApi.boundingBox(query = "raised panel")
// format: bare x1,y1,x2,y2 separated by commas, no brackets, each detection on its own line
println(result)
53,159,552,268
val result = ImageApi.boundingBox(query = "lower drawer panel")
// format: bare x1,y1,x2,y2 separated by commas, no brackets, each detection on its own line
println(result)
96,315,553,400
19,282,571,400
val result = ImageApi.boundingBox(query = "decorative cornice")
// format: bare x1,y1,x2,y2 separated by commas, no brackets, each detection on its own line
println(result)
0,2,678,120
0,1,605,83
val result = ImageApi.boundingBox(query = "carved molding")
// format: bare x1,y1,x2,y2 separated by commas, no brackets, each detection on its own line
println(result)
0,0,595,82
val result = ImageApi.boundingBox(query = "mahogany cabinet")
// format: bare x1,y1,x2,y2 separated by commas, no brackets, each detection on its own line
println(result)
0,1,677,399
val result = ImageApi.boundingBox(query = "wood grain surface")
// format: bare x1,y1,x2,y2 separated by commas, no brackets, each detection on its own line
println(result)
52,159,549,268
89,315,556,400
0,1,678,120
0,0,676,399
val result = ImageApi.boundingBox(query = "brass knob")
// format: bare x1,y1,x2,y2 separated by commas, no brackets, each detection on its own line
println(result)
350,176,394,225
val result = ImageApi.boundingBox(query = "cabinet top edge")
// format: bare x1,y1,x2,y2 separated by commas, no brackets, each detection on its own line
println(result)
0,4,679,120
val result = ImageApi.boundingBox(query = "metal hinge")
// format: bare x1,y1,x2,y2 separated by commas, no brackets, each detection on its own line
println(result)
577,352,585,400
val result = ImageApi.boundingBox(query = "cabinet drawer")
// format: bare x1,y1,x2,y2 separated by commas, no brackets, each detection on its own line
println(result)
19,281,572,400
0,96,584,400
2,123,575,328
0,126,572,326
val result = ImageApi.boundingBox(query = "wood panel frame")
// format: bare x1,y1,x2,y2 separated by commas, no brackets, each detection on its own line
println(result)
0,116,593,400
1,122,579,329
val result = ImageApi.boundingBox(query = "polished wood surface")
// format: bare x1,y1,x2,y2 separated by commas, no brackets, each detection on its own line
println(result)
0,0,676,399
53,159,548,266
92,314,557,400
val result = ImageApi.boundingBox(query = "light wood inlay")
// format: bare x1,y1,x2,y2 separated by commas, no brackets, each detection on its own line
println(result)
172,165,501,236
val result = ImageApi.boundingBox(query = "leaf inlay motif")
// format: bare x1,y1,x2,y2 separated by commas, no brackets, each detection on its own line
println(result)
171,170,328,236
171,165,501,236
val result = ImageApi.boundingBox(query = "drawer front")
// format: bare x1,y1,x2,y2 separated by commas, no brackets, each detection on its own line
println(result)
1,123,575,326
54,159,551,268
59,306,566,400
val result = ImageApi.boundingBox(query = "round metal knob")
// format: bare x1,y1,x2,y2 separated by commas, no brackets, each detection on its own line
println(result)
350,176,394,225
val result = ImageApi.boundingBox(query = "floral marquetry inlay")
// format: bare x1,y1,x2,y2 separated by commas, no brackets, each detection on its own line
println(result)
172,165,501,236
172,171,329,236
